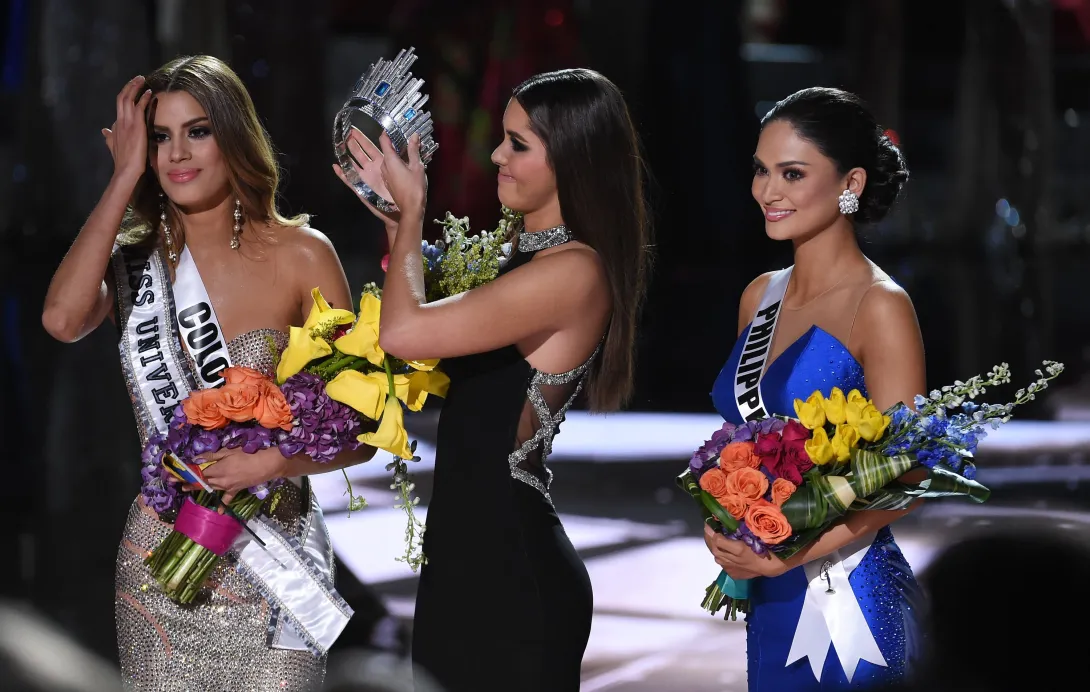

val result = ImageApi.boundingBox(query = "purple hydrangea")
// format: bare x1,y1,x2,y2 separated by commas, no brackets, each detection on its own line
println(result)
277,372,363,463
731,418,787,443
140,432,180,513
689,422,737,475
222,422,275,455
729,523,770,556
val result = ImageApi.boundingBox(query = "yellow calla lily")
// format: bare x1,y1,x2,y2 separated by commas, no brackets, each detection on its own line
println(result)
302,287,355,332
390,369,451,411
325,370,390,421
334,323,385,367
277,325,333,383
358,292,382,329
358,394,413,459
405,357,441,372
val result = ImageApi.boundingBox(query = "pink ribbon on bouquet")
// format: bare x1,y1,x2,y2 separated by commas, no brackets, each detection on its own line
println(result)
174,497,245,556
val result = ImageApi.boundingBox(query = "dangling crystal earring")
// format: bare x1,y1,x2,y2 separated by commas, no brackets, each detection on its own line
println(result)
160,193,178,263
230,198,242,250
838,189,859,215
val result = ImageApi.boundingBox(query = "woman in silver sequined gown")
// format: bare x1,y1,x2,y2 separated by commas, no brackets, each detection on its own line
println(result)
334,70,652,691
43,56,373,690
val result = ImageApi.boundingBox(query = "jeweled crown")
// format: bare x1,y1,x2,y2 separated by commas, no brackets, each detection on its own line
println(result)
334,47,438,163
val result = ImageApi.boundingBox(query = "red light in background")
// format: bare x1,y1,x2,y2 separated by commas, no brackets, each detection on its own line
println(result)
545,8,564,27
883,128,901,146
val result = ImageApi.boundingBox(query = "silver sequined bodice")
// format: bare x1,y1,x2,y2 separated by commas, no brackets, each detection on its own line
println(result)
180,328,289,391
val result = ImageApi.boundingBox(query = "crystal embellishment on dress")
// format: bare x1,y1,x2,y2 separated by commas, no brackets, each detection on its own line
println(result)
507,343,601,503
517,225,571,253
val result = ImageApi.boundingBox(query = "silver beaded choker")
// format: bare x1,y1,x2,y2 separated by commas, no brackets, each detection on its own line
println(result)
517,225,571,253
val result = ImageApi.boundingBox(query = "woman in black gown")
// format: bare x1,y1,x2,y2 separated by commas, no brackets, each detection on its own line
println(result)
334,69,651,691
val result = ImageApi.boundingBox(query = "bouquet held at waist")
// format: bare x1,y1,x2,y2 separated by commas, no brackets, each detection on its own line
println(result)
140,208,515,602
678,361,1064,620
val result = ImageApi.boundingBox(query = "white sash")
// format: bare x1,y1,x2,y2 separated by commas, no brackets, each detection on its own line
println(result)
236,492,353,654
786,531,888,682
173,246,232,387
114,243,352,657
113,245,195,440
733,268,792,421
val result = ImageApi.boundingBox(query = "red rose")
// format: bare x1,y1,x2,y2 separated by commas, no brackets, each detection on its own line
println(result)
755,433,784,465
781,420,811,444
770,456,804,486
785,443,815,474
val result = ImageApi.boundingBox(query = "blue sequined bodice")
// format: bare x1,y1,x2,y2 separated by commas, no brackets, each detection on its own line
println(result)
712,324,866,423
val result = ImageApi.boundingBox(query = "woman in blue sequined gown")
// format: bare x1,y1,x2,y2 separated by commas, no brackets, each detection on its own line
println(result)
703,88,927,690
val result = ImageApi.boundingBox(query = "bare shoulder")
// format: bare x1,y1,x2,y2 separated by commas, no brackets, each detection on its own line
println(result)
267,224,351,309
525,241,608,293
534,240,605,271
854,275,923,361
272,224,340,264
857,277,918,328
737,271,777,335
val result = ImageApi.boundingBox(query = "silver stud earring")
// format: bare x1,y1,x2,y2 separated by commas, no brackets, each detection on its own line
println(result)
230,198,242,250
160,193,178,263
837,189,859,215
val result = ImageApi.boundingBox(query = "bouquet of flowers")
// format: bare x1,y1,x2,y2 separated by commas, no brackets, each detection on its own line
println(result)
420,207,516,301
141,207,517,601
678,360,1064,620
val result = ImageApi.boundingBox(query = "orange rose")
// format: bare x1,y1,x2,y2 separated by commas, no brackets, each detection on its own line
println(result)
182,389,229,429
721,493,749,520
725,467,769,503
698,468,730,502
216,382,261,422
745,500,793,545
222,365,269,388
253,381,294,431
718,441,762,472
770,478,797,507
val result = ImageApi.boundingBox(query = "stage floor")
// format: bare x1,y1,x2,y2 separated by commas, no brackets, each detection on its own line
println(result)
312,412,1090,690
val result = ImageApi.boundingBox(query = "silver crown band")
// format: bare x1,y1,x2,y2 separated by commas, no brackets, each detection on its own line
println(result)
332,47,439,213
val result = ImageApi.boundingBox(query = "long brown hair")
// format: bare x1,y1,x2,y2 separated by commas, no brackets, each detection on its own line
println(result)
513,69,652,411
125,55,304,248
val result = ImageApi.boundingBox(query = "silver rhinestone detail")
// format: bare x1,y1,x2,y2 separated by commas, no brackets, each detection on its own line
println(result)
507,343,601,502
517,225,572,253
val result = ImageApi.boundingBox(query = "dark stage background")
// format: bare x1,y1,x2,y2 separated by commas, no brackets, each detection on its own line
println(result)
2,1,1089,690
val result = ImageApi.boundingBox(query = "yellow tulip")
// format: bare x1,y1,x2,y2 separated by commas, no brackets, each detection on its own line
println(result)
325,370,390,421
793,391,827,430
804,426,835,466
830,423,860,462
846,389,868,407
302,287,355,332
845,400,892,442
277,325,333,383
334,322,385,367
358,394,413,459
822,387,848,425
